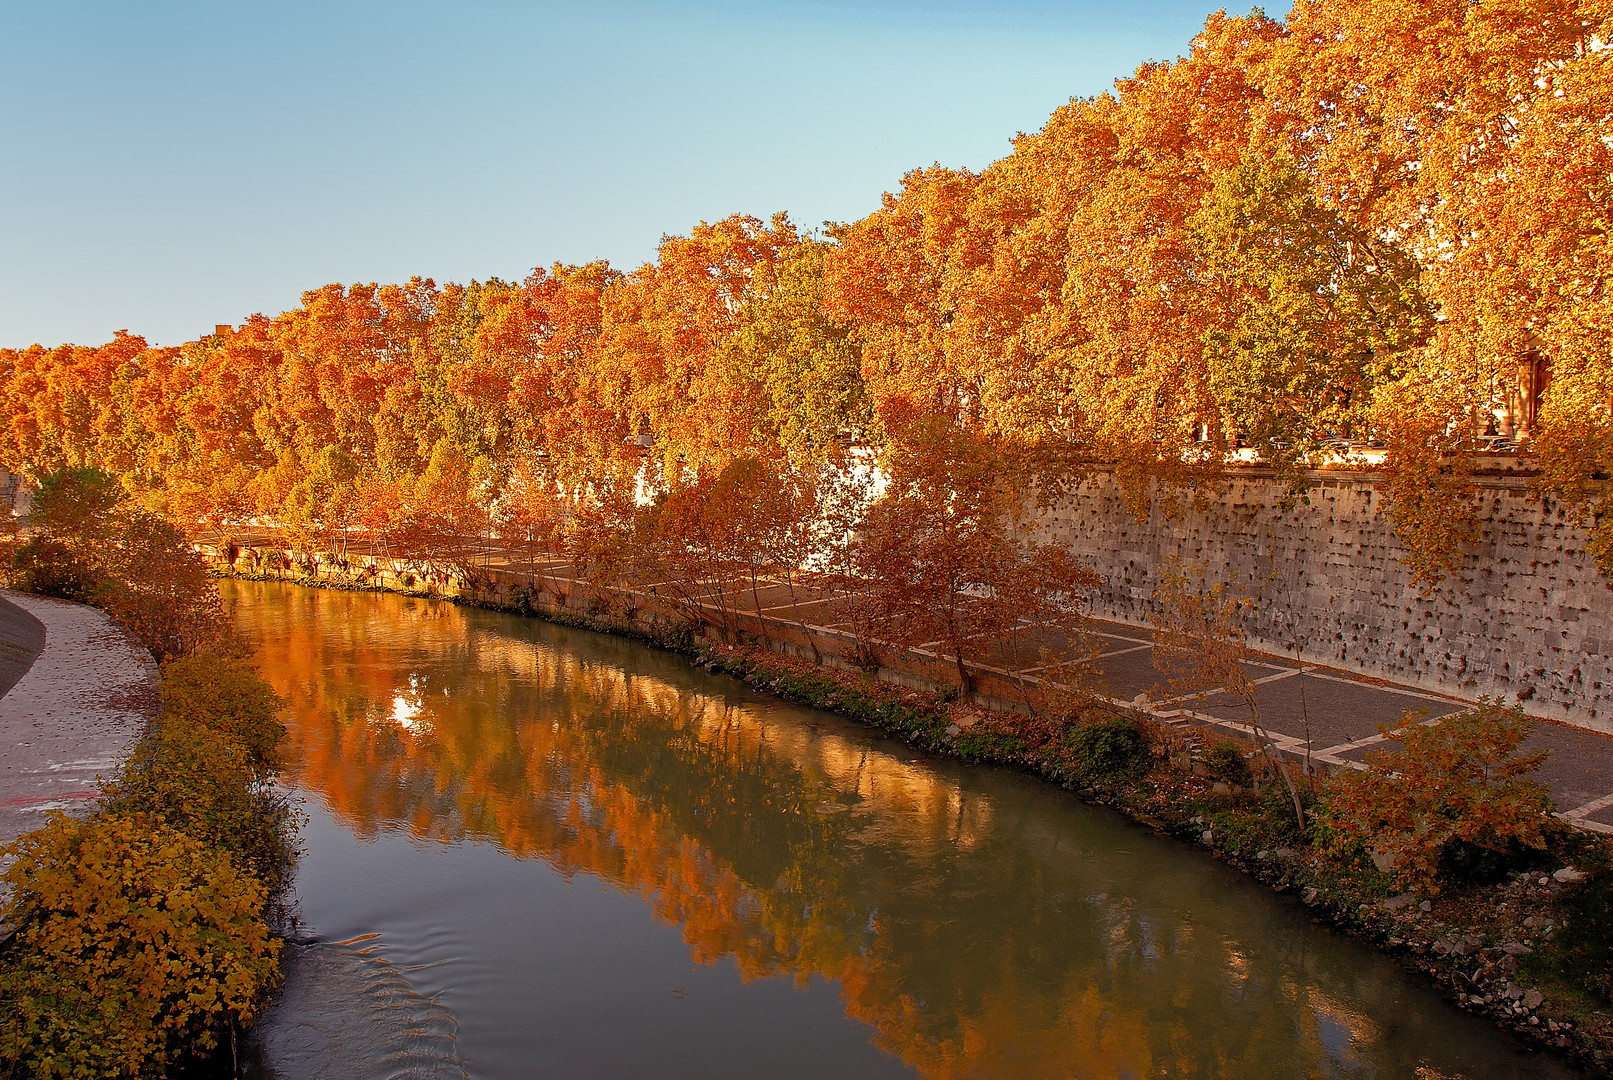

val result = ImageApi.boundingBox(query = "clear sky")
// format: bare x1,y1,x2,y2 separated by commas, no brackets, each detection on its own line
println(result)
1,0,1219,347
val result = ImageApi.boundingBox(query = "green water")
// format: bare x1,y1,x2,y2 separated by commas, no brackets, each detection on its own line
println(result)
226,579,1580,1080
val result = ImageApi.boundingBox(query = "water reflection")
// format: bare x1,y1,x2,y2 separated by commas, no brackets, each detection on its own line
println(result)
227,580,1575,1080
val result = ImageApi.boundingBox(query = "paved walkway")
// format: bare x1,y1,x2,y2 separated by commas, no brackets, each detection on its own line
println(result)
0,591,158,881
215,533,1613,836
1073,618,1613,834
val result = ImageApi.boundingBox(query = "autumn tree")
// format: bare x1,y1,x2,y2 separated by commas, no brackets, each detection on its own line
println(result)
0,0,1609,593
596,214,800,479
1152,559,1306,827
1191,151,1432,486
1319,700,1555,893
722,238,876,459
853,422,1096,693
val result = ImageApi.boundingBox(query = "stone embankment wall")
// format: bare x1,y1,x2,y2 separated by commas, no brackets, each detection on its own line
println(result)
1040,468,1612,731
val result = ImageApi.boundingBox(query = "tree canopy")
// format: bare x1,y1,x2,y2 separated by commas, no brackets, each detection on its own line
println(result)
1,0,1608,584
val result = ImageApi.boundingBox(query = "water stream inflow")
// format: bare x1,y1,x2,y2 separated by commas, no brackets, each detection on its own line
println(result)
226,580,1580,1080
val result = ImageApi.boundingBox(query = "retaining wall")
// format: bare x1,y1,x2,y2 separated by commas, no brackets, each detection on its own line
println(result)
1041,469,1612,731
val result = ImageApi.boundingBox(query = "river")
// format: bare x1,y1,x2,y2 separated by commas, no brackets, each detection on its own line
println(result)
224,579,1581,1080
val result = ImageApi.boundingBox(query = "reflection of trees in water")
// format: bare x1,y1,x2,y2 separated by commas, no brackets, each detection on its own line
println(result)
231,581,1494,1080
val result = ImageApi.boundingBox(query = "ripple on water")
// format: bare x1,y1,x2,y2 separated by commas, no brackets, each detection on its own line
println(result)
243,940,467,1080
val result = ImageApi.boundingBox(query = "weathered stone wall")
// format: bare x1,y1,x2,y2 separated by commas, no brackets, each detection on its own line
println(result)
1040,468,1613,732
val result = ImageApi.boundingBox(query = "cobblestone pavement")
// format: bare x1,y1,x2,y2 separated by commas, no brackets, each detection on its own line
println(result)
0,591,158,883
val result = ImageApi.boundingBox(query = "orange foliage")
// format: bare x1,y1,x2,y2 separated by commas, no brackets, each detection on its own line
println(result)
0,0,1607,586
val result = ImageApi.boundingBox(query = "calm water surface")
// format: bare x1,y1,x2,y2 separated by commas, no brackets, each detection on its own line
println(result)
225,580,1579,1080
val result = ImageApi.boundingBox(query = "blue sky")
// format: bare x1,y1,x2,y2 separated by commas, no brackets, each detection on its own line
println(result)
1,0,1218,347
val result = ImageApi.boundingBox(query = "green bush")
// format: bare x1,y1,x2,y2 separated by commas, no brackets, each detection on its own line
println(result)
7,536,103,601
1067,715,1152,784
104,717,297,895
7,467,237,662
105,654,293,892
1,651,296,1077
0,812,281,1078
30,467,122,540
1203,740,1252,787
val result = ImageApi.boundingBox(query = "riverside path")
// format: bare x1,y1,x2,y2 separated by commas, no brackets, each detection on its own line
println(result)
0,590,158,890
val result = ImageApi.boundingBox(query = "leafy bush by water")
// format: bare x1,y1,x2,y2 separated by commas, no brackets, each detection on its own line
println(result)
157,654,287,773
1066,715,1152,784
105,725,296,896
1318,700,1555,894
0,654,295,1076
0,812,281,1077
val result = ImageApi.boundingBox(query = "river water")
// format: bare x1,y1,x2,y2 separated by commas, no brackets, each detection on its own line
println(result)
225,580,1580,1080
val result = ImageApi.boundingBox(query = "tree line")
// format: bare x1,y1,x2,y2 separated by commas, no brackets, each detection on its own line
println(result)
1,0,1607,585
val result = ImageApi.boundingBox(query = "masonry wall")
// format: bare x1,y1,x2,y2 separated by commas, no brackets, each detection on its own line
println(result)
1040,469,1613,732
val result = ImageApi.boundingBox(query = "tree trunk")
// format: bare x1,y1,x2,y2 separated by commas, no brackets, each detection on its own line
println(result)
954,647,973,695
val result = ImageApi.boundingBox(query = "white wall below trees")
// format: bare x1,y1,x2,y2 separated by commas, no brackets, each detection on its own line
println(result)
1041,468,1613,733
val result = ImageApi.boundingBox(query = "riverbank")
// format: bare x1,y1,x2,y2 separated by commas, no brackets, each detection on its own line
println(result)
702,642,1613,1075
195,536,1613,834
1,473,296,1076
210,562,1613,1076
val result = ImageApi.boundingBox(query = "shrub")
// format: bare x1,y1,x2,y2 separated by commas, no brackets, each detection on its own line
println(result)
159,654,286,772
93,511,239,662
0,812,281,1077
103,655,294,892
1318,699,1554,893
8,467,238,661
1203,739,1252,787
6,468,121,600
7,536,103,600
1067,714,1152,784
104,719,297,896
